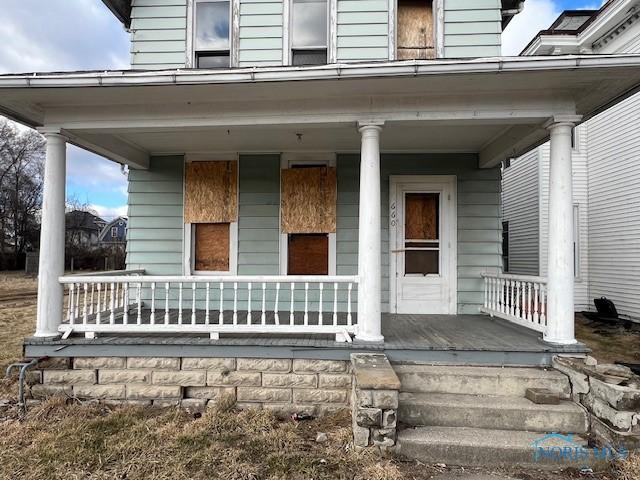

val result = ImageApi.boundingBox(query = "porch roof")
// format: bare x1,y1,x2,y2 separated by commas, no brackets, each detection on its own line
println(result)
1,55,640,168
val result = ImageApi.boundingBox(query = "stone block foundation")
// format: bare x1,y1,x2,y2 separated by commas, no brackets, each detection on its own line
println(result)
29,356,352,416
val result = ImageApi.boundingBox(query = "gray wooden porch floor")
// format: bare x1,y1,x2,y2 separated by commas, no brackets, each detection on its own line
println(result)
26,313,588,366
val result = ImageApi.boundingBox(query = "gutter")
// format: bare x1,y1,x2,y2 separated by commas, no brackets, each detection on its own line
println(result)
1,55,640,89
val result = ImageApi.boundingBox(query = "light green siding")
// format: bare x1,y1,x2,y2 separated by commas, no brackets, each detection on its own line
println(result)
239,0,284,66
130,0,188,69
337,0,389,62
126,156,184,275
125,154,500,313
443,0,502,58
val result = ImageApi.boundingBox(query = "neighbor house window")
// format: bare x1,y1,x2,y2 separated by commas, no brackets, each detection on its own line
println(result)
502,221,509,272
194,0,231,68
111,226,118,238
291,0,328,65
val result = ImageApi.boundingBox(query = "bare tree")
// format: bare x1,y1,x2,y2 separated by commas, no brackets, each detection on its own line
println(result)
0,119,45,269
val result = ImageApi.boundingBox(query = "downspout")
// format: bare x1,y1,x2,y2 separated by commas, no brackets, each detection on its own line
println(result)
5,357,48,416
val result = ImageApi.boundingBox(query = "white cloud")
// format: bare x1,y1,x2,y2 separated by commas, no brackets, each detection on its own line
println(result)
89,204,128,220
502,0,561,56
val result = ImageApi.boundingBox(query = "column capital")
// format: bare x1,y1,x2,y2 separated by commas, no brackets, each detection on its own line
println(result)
37,127,67,140
543,115,582,131
357,120,385,134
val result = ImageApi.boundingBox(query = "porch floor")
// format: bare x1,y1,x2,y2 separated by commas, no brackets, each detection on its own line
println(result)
25,314,588,366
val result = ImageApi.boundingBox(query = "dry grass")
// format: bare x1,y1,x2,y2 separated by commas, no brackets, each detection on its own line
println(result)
614,453,640,480
575,314,640,364
0,396,403,480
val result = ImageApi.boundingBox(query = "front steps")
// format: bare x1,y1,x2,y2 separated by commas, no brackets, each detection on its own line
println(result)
394,365,596,469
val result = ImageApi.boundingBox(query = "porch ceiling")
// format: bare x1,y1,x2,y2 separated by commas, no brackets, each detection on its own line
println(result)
1,55,640,168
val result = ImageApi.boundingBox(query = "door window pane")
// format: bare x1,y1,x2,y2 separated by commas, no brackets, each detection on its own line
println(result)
292,0,327,48
404,192,440,275
196,1,230,51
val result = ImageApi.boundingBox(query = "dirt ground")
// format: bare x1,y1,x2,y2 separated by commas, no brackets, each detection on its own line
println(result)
0,271,638,480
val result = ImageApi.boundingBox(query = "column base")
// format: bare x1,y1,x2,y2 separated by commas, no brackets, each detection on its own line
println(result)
354,333,385,343
543,335,578,345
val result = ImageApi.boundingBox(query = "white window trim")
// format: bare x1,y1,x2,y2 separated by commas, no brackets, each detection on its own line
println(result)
389,0,444,61
279,153,337,275
285,0,333,66
188,0,239,68
183,156,239,275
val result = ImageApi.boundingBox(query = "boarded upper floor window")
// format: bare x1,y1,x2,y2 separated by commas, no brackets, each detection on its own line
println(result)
195,0,231,68
397,0,435,60
291,0,328,65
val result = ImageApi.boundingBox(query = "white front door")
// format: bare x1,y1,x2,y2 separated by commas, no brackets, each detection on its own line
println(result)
390,176,457,314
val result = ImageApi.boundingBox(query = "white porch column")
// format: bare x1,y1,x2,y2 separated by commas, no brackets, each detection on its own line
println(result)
545,120,577,344
35,132,67,337
356,122,384,342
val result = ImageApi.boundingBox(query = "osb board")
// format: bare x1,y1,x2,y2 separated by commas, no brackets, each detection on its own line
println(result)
281,167,337,234
288,234,329,275
184,161,238,223
195,223,230,271
397,0,434,60
405,193,438,240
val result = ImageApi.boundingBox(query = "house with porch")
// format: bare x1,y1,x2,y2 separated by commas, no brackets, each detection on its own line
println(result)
1,0,640,466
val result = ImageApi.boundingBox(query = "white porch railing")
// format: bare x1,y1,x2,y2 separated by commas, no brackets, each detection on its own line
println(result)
59,273,359,341
480,272,547,334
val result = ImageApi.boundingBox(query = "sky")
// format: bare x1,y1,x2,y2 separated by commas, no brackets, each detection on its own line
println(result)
0,0,606,219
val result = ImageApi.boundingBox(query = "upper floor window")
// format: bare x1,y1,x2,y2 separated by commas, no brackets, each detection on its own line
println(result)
111,226,118,238
291,0,328,65
195,0,231,68
397,0,435,60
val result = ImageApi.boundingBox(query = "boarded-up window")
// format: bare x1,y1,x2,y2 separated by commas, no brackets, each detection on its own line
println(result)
288,234,329,275
195,223,230,271
397,0,434,60
281,166,336,233
184,161,238,223
404,193,439,275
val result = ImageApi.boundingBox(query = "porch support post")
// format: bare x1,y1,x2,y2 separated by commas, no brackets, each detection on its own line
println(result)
356,122,384,342
35,132,67,337
545,119,578,344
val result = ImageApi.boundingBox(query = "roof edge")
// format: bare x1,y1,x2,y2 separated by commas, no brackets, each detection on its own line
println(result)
101,0,131,28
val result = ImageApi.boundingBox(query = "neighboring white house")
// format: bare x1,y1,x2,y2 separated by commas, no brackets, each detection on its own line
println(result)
502,0,640,321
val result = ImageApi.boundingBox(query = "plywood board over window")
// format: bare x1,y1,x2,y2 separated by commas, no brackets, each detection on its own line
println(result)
288,234,329,275
397,0,435,60
281,166,337,233
195,223,230,271
184,161,238,223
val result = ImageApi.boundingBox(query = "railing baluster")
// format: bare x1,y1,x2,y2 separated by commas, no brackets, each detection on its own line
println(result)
103,281,108,311
289,283,295,324
89,283,95,315
82,284,88,324
247,282,252,324
164,282,170,324
516,281,522,318
205,282,210,325
178,283,183,324
333,282,338,326
95,283,101,324
261,282,266,325
136,282,142,325
149,282,156,324
347,283,353,326
274,282,280,325
318,283,324,325
233,282,238,325
540,284,547,325
74,283,80,322
218,282,224,324
123,282,129,324
109,282,115,324
533,283,540,324
303,282,309,325
68,284,75,324
191,282,197,325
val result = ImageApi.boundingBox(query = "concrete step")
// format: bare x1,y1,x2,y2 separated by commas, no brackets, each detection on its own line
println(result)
394,365,570,397
398,392,588,433
396,426,602,468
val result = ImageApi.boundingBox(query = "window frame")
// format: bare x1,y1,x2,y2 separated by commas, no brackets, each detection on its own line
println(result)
390,0,443,61
286,0,332,66
183,156,239,276
279,153,337,275
189,0,238,68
